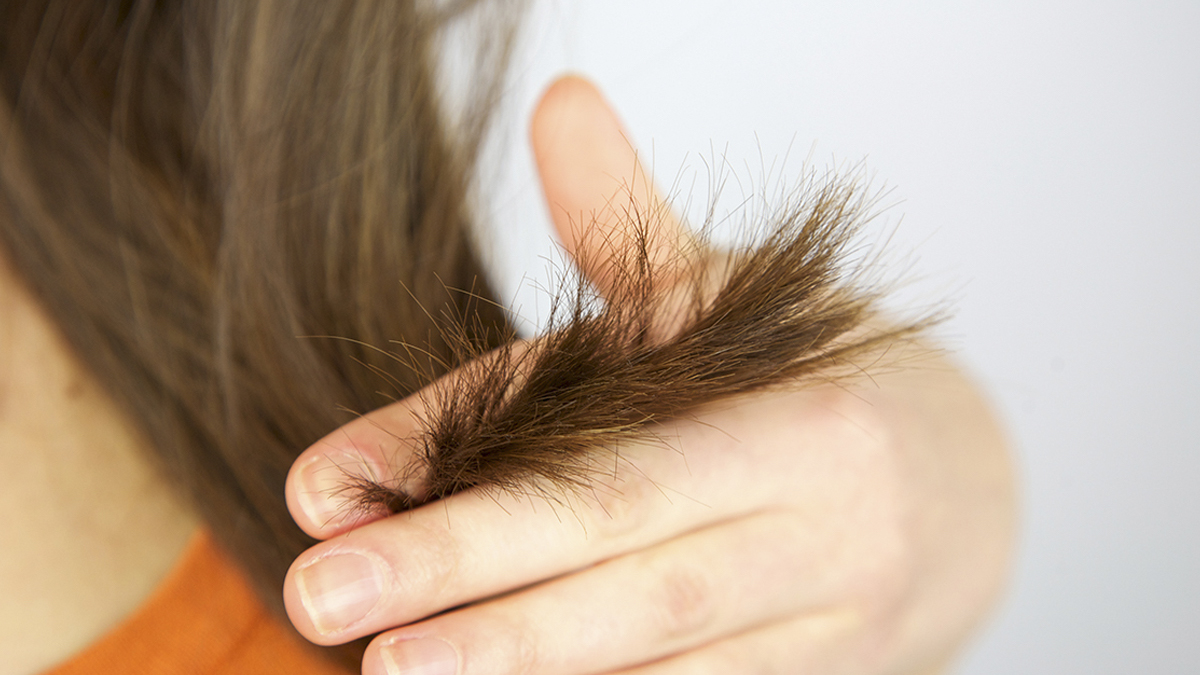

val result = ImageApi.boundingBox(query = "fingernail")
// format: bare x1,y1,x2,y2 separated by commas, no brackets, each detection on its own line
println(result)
295,552,384,635
381,638,459,675
296,452,377,527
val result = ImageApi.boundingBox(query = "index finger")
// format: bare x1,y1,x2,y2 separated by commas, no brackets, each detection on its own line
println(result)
286,389,430,538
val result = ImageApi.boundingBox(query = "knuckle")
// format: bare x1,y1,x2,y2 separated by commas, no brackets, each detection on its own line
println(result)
649,562,717,639
836,510,917,622
393,518,464,603
449,606,546,675
504,619,546,674
785,391,917,617
857,533,915,608
579,454,661,541
808,388,915,584
808,384,897,463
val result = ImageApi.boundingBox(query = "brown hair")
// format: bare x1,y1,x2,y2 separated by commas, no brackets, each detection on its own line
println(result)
2,5,936,670
0,0,514,629
348,176,934,515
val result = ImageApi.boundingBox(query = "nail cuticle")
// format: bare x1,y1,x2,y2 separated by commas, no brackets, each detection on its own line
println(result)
380,636,460,675
295,549,389,636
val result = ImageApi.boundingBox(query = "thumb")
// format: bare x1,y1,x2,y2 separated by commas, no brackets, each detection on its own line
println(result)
531,75,688,297
286,78,694,540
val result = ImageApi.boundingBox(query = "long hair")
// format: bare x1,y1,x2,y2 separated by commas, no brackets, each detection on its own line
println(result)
0,0,515,628
1,5,934,668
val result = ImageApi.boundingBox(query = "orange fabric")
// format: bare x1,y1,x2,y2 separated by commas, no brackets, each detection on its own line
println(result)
43,532,353,675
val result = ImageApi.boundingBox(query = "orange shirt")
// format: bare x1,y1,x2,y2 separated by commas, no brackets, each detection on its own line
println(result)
43,532,353,675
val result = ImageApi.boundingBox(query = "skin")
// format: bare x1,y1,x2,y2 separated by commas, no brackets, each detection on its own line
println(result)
283,76,1017,675
0,256,199,675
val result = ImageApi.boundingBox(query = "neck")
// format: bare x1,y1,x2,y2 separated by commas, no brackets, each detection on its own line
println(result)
0,266,198,675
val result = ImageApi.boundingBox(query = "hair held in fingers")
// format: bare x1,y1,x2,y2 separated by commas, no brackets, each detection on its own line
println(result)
345,170,941,515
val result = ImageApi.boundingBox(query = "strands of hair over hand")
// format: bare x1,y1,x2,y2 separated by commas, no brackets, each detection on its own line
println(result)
343,170,941,515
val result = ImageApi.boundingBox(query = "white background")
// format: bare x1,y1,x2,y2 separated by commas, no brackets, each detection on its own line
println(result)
476,1,1200,673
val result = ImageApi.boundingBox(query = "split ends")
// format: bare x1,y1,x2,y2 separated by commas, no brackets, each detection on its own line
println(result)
343,169,943,515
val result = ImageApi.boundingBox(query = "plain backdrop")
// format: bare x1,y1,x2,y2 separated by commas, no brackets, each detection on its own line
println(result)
471,1,1200,673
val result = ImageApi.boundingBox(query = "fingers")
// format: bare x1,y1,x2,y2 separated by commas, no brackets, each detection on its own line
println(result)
357,512,859,675
287,339,545,539
283,386,901,647
282,75,932,674
531,75,689,296
283,426,757,645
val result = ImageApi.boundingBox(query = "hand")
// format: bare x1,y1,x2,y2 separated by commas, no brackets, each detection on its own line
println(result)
282,76,1017,675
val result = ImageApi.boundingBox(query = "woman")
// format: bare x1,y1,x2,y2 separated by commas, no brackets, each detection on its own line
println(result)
0,2,1015,673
